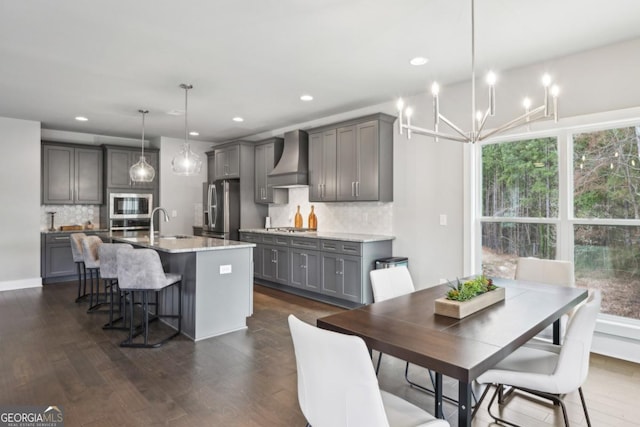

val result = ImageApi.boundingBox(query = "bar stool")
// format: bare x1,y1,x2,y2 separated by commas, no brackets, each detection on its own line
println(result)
99,243,133,329
117,247,182,348
70,233,88,302
81,235,106,313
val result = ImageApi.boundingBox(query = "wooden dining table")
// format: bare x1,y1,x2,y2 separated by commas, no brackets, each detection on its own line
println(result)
317,277,588,427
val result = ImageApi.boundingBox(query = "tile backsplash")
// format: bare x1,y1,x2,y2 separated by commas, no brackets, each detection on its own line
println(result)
41,205,101,231
268,187,392,235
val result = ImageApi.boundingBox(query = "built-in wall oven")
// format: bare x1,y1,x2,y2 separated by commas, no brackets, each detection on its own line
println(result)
108,192,153,231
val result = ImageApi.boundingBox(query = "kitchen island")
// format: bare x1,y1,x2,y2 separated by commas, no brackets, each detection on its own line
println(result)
113,235,255,341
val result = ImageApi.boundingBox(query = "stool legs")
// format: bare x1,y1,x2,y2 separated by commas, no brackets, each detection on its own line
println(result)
120,282,182,349
75,262,88,303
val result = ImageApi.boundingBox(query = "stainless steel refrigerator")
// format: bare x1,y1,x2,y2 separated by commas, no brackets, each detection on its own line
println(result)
202,179,240,240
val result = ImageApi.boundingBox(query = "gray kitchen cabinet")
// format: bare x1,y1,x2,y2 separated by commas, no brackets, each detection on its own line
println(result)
42,143,103,205
41,231,105,283
214,144,240,180
320,252,362,303
254,138,285,204
307,113,394,202
308,129,337,202
239,231,392,307
289,237,321,292
206,151,215,183
104,146,159,190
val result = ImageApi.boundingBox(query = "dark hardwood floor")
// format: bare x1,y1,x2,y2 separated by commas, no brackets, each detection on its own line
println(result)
1,282,638,426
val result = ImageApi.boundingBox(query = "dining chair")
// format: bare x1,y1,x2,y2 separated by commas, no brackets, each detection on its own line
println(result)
288,314,449,427
475,290,601,427
98,243,133,330
81,235,106,313
515,257,575,342
370,267,464,405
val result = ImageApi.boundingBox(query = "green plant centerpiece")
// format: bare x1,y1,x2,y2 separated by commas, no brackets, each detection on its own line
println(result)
446,275,497,301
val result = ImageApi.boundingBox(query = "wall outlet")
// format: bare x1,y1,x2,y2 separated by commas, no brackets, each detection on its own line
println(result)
171,210,178,218
439,214,447,226
220,265,232,275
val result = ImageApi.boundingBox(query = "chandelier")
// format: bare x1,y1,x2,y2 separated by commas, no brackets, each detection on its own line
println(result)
129,109,155,183
171,83,203,175
396,0,559,144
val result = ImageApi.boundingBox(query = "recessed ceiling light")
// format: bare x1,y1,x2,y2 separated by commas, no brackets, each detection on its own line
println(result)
232,117,244,122
75,116,88,121
189,131,199,136
410,57,429,66
166,109,184,116
300,94,313,102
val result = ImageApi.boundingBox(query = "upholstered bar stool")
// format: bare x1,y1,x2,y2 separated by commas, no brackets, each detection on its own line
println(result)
98,243,133,329
70,233,88,302
117,247,182,348
81,235,106,313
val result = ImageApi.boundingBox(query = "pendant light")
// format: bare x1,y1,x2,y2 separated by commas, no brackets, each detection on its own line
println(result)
171,83,202,176
129,109,155,182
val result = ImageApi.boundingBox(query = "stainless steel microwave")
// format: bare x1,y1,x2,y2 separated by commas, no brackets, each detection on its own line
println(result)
109,192,153,219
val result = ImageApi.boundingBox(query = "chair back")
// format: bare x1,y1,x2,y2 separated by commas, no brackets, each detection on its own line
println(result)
515,257,575,287
70,233,87,263
117,247,169,290
553,290,601,393
288,315,390,427
369,266,415,302
98,243,133,280
81,235,103,269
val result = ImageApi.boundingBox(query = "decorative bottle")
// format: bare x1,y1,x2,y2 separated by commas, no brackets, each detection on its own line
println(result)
294,205,303,228
308,205,317,230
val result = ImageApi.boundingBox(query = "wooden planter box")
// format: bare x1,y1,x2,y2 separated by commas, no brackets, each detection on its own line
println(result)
434,287,505,319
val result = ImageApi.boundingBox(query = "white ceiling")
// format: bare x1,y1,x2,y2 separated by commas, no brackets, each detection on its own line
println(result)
1,0,640,143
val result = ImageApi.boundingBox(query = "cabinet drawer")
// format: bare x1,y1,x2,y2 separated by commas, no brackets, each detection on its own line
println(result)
262,234,290,246
45,234,72,244
290,237,319,250
320,239,362,256
240,233,261,243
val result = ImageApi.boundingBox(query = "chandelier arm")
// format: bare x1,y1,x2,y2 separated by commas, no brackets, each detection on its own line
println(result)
402,123,470,143
439,114,472,140
479,105,547,141
476,108,491,136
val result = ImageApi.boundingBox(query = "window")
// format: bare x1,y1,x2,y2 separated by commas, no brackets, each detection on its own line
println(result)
479,124,640,321
481,137,558,279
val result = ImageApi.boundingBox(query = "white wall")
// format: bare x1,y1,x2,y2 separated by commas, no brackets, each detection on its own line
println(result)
0,117,42,291
158,137,210,235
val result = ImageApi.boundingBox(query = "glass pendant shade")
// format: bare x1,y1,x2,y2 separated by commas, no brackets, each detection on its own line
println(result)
171,83,202,176
130,109,155,183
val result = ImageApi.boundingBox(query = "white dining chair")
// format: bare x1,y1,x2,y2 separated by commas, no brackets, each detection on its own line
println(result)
475,290,600,427
515,257,575,342
288,314,449,427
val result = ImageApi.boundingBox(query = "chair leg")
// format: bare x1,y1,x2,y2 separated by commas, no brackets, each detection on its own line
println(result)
75,262,89,302
578,387,592,427
375,352,383,375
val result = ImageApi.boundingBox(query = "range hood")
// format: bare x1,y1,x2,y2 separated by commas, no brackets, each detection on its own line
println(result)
268,129,309,188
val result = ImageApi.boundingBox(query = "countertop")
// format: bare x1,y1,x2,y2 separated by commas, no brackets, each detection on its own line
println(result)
239,228,394,243
41,228,110,234
112,235,256,253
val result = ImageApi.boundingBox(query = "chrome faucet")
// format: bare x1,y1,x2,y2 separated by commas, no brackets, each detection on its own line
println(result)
149,207,170,243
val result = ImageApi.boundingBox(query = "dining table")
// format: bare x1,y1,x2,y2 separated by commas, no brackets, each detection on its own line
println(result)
316,277,588,427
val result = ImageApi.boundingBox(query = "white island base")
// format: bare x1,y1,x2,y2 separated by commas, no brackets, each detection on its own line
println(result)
114,236,255,341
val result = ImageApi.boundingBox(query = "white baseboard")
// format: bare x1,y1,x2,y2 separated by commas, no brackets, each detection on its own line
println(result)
0,277,43,292
592,332,640,364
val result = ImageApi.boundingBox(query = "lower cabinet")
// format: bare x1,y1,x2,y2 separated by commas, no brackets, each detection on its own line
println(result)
41,231,106,283
240,232,392,306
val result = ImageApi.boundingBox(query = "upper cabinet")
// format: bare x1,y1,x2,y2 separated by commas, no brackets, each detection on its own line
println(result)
42,142,103,205
214,144,240,180
308,113,394,202
254,137,286,204
206,151,215,183
104,146,159,190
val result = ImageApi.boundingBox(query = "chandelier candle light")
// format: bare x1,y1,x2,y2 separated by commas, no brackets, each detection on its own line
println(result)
396,0,560,144
129,109,155,183
171,83,203,176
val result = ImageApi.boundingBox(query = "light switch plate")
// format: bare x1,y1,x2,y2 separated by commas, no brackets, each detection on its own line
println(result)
439,214,447,226
220,265,232,275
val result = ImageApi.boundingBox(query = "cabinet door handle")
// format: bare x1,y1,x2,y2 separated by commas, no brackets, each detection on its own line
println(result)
302,253,307,269
340,258,344,275
54,236,70,241
356,181,360,197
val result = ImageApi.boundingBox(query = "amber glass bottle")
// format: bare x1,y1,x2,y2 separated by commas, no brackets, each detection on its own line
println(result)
294,205,303,228
308,205,317,230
